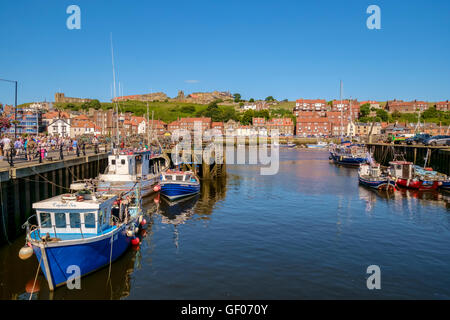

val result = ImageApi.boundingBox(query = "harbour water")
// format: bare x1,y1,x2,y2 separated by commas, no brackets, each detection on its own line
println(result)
1,149,450,299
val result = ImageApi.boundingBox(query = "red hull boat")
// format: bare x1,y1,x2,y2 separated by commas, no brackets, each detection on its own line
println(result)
395,178,440,190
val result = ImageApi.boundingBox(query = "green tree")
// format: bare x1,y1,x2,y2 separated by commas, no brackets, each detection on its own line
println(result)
360,103,371,117
376,109,389,122
241,110,254,125
233,93,241,103
265,96,275,102
180,105,196,114
249,98,255,103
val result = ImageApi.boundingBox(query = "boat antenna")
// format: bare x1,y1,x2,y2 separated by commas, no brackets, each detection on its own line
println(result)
110,33,120,151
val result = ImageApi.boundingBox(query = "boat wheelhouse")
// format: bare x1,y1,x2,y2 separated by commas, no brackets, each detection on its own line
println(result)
160,171,200,201
22,187,143,291
329,145,368,167
98,149,169,196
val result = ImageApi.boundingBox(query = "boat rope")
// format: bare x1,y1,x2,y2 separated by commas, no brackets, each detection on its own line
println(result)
31,167,71,191
0,182,11,245
29,250,43,300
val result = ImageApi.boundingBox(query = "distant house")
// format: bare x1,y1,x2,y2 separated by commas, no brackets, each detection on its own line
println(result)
386,100,429,113
435,100,449,112
48,118,71,137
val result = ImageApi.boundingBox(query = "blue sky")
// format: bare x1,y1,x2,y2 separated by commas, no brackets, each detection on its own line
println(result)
0,0,449,105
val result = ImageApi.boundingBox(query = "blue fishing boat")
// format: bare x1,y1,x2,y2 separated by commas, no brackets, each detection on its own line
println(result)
160,171,200,200
19,183,144,291
358,163,395,191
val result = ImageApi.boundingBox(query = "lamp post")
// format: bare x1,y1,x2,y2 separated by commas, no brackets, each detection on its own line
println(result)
0,78,18,139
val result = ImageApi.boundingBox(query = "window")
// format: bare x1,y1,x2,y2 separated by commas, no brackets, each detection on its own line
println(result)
70,212,81,228
121,159,126,165
55,212,67,228
84,213,96,229
111,159,116,165
40,212,52,228
176,175,183,181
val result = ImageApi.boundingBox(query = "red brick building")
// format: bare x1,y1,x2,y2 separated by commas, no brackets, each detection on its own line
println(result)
435,100,449,112
294,99,328,115
168,117,211,134
266,118,294,135
386,100,429,113
296,118,331,136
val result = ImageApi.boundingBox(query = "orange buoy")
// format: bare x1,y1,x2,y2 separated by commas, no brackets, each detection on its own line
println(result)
153,185,161,192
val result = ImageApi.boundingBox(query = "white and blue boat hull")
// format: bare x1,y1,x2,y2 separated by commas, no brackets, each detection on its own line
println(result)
29,224,133,289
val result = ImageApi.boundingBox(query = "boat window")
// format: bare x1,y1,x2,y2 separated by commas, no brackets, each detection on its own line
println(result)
55,212,67,228
84,212,96,229
121,159,126,165
40,212,52,228
111,159,116,165
165,175,172,181
185,175,191,181
176,175,183,181
70,212,81,228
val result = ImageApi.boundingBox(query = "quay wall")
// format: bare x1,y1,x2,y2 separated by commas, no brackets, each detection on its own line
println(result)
0,154,108,244
367,143,450,175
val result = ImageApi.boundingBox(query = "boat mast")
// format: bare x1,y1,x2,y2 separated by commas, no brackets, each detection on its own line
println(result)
340,80,343,140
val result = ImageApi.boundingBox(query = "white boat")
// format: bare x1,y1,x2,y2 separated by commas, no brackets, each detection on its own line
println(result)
306,141,328,148
97,149,169,197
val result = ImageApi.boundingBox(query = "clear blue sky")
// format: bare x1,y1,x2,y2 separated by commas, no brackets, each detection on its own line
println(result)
0,0,449,105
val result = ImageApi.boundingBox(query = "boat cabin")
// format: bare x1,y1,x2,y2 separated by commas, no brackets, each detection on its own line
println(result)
359,163,382,177
389,161,414,179
161,171,198,183
30,191,119,240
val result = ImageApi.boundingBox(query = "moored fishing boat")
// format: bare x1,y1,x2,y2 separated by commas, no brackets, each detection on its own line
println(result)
389,161,441,190
358,163,395,191
97,149,169,197
19,185,145,291
330,145,368,167
160,171,200,200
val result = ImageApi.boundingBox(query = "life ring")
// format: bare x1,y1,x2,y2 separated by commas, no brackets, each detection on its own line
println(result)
76,195,84,202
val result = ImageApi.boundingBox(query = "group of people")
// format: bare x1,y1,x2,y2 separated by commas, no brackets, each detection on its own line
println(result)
0,135,101,164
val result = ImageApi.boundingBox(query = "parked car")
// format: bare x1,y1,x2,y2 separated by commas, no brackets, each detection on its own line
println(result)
405,133,431,145
423,135,450,146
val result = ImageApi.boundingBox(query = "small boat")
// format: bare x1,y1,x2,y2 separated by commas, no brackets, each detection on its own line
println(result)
160,171,200,200
358,163,395,191
19,185,144,291
330,145,368,167
279,142,296,148
98,149,169,197
389,161,441,190
306,141,328,149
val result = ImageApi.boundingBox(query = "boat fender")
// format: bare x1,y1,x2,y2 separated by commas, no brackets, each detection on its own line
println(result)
126,230,134,237
19,245,34,260
140,219,147,226
138,216,143,224
135,227,139,234
131,237,140,246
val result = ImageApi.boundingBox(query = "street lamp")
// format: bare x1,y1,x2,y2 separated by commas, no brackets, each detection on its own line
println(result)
0,78,18,139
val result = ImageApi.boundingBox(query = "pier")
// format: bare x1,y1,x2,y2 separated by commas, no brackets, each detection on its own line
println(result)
0,153,109,244
367,143,450,175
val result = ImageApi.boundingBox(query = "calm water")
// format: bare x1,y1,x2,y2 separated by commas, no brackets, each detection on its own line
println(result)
1,149,450,299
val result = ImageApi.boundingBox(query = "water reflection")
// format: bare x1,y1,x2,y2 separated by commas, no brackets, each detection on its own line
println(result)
359,186,450,211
